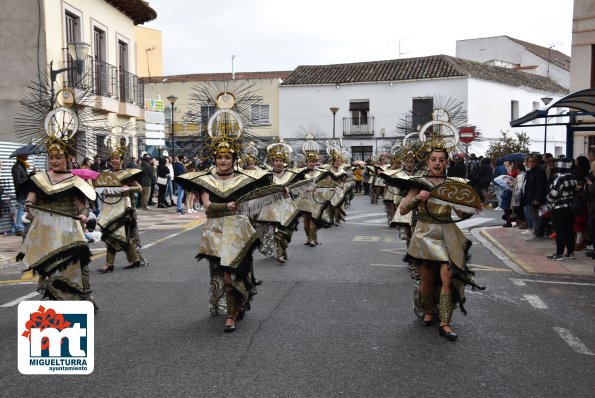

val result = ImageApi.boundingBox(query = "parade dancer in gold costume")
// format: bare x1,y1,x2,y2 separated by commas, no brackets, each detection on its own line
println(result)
256,142,306,264
178,140,273,332
324,145,348,227
95,132,144,273
15,74,104,307
295,141,330,246
177,84,283,332
395,114,484,341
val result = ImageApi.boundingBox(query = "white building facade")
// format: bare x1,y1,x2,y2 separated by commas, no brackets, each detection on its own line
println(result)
456,36,571,89
279,55,568,160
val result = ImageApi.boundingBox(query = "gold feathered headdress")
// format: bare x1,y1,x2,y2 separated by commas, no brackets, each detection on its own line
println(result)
267,140,292,163
104,125,131,159
301,136,320,163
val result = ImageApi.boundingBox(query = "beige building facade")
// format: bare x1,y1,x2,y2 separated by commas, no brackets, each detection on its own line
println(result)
141,72,291,157
0,0,156,155
134,26,163,78
570,0,595,92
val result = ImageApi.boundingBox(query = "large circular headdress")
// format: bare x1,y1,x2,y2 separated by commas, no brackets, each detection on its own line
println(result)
187,80,272,161
267,140,292,163
326,140,343,162
341,149,351,164
301,136,320,163
15,72,104,161
240,141,260,168
104,125,131,159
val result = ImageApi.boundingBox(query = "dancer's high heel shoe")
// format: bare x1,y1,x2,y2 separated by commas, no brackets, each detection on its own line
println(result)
123,260,141,269
224,316,236,333
97,264,114,273
420,315,433,327
438,325,458,341
236,308,246,321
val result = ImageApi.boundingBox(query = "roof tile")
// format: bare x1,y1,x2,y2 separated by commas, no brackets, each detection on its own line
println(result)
281,55,567,94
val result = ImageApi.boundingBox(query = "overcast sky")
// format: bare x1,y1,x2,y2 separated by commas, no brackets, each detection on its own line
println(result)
144,0,574,76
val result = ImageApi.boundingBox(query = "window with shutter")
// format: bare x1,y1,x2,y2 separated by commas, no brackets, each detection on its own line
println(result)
349,101,369,126
65,12,80,42
412,98,433,131
251,104,270,125
200,106,216,126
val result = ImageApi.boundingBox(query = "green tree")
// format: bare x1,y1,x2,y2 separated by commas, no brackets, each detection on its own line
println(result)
484,131,530,161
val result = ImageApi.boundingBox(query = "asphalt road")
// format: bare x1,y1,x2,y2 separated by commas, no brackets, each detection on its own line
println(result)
0,195,593,397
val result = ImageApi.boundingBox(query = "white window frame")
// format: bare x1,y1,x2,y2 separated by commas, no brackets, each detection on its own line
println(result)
251,104,270,125
511,100,519,121
116,33,131,72
62,3,83,50
91,19,109,63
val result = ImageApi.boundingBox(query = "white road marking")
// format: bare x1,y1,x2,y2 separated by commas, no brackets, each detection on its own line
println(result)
553,327,595,355
510,278,527,286
522,294,549,309
457,217,493,230
513,279,595,287
1,291,40,307
344,213,386,220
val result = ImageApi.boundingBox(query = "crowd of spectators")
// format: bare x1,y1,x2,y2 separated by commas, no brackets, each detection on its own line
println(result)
480,148,595,262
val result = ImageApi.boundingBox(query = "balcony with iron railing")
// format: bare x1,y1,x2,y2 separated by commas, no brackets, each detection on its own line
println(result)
61,51,144,113
342,116,375,136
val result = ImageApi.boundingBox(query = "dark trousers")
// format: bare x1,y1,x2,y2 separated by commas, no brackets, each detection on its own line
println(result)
552,207,575,255
363,182,370,195
355,181,362,193
149,180,156,205
157,184,166,207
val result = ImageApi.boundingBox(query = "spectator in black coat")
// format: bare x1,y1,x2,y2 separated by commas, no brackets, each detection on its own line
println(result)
156,157,170,208
173,156,187,214
11,154,32,236
140,154,154,209
472,158,494,205
522,154,548,239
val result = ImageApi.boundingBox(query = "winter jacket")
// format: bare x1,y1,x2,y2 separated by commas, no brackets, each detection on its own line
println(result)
523,166,548,204
546,159,576,209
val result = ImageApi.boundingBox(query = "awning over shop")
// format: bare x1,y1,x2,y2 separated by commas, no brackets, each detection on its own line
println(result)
510,88,595,127
509,88,595,158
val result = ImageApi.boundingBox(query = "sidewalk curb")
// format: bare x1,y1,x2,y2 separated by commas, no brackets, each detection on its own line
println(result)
477,227,535,274
0,256,17,268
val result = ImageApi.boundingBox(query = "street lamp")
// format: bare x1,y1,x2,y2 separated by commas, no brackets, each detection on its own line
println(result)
541,96,553,154
49,41,91,101
167,94,178,158
330,107,339,139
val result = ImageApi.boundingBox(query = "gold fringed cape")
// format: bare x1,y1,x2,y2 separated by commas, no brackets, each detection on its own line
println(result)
17,172,97,302
257,168,305,228
295,168,332,221
176,168,272,274
97,169,142,251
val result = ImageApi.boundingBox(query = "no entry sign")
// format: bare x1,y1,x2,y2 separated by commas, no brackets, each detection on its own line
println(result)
459,127,476,144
